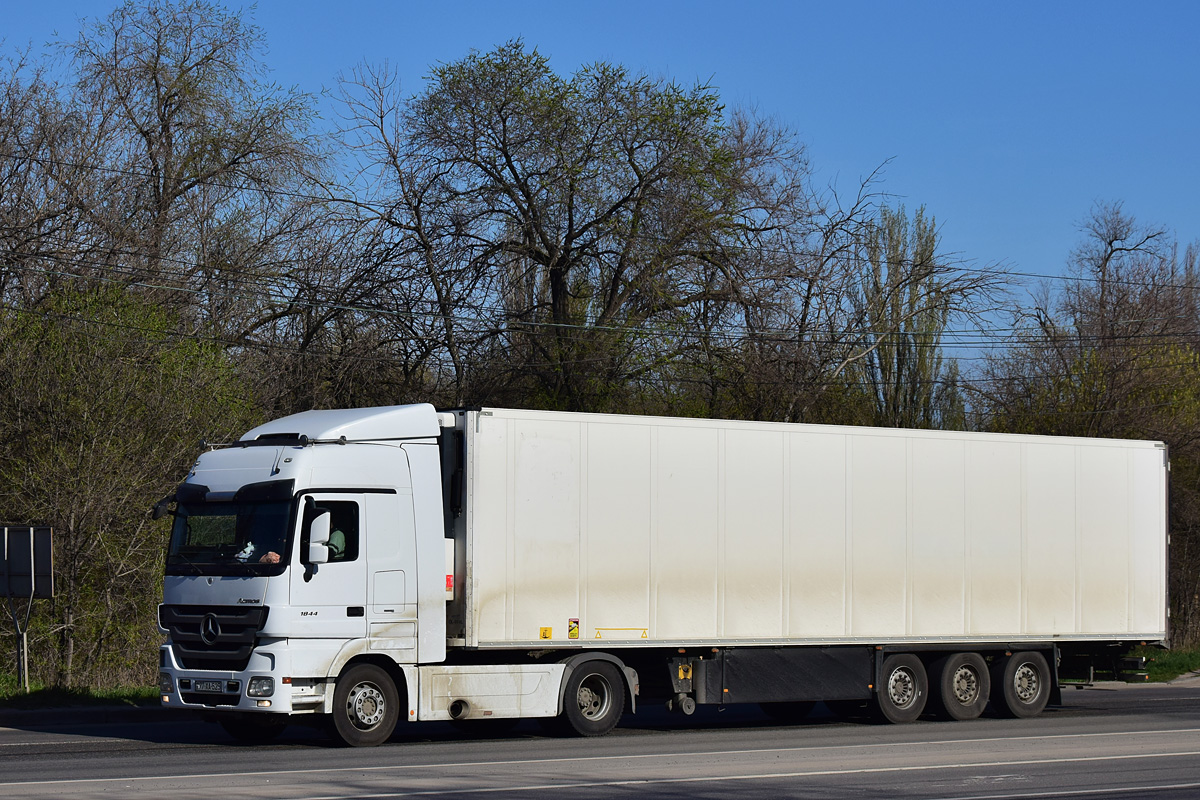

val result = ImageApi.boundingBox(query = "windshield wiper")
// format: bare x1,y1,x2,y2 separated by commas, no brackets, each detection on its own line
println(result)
167,552,204,575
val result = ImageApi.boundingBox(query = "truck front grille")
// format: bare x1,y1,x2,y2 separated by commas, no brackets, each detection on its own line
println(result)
160,605,270,671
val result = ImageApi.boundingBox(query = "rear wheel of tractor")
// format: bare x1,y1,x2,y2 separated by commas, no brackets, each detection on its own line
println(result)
218,713,288,743
561,661,625,737
928,652,990,721
990,651,1050,718
331,664,400,747
874,653,928,724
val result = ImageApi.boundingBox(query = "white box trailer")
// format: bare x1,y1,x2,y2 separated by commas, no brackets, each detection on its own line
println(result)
454,408,1167,649
157,405,1168,746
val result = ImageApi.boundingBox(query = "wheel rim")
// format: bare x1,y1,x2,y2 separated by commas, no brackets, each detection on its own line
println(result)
952,664,980,704
577,673,613,720
887,667,917,708
1013,662,1040,703
347,681,386,730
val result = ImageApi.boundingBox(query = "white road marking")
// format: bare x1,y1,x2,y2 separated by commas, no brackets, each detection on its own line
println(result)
277,752,1200,799
3,726,1200,788
929,781,1200,800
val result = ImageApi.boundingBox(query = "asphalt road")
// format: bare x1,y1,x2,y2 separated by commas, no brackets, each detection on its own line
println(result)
4,682,1200,799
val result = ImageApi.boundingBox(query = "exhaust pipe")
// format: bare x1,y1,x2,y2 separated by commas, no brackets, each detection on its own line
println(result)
448,699,471,720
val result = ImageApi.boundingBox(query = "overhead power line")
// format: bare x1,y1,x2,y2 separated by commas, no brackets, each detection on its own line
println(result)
3,300,1200,397
11,256,1200,359
7,237,1200,355
2,149,1196,294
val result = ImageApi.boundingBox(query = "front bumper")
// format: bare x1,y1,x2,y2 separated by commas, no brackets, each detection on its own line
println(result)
158,640,327,714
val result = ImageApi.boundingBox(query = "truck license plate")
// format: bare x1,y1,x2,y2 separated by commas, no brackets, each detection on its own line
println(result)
194,680,222,693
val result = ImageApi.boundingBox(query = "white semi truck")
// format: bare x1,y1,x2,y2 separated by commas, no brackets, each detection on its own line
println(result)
156,405,1169,746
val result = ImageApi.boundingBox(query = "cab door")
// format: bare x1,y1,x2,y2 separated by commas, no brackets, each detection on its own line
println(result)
364,490,420,660
288,493,368,638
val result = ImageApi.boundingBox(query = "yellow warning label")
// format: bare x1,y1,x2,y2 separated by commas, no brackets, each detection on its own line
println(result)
539,627,553,640
568,619,579,639
594,627,650,639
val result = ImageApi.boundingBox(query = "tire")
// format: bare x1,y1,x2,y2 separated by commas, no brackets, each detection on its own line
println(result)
218,713,287,743
560,661,625,737
331,663,400,747
990,651,1051,718
874,653,928,724
928,653,990,721
760,701,816,723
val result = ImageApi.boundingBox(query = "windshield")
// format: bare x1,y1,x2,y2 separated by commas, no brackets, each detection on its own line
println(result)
166,501,292,576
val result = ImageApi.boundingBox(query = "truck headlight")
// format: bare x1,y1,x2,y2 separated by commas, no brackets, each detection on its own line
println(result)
247,677,274,697
158,673,174,693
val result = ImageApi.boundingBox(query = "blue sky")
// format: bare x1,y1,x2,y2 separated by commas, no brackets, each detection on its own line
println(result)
6,1,1199,296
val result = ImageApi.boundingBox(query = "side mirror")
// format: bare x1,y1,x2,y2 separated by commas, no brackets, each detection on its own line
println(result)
150,496,173,520
308,510,331,565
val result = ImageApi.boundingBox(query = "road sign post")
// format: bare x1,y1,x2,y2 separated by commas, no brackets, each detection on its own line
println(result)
1,527,54,693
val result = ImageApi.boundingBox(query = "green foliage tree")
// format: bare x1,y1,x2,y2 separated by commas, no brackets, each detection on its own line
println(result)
852,205,965,429
0,287,258,686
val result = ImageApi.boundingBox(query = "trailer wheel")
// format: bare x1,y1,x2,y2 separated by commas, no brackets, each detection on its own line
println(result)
331,664,399,747
928,653,990,721
874,653,928,724
760,701,816,723
990,651,1050,718
561,661,625,736
218,713,288,743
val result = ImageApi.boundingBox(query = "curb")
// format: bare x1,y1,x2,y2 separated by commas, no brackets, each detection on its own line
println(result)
1168,670,1200,686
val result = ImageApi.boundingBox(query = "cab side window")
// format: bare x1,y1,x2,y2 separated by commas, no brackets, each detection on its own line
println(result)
317,500,360,562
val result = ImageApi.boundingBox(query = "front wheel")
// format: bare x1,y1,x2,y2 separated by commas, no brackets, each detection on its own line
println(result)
991,651,1050,718
874,653,928,724
331,664,400,746
561,661,625,736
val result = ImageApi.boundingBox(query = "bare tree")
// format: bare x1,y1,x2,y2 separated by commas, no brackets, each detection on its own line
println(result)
0,50,100,306
975,203,1200,643
65,0,320,324
338,43,851,413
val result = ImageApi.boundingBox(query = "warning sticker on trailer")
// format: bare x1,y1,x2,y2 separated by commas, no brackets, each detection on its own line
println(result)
539,627,553,640
568,619,579,639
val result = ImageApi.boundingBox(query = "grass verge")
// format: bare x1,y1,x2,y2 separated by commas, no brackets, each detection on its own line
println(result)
1131,646,1200,682
0,673,157,709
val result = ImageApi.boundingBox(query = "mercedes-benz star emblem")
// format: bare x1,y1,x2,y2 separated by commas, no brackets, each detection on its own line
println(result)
200,614,221,645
